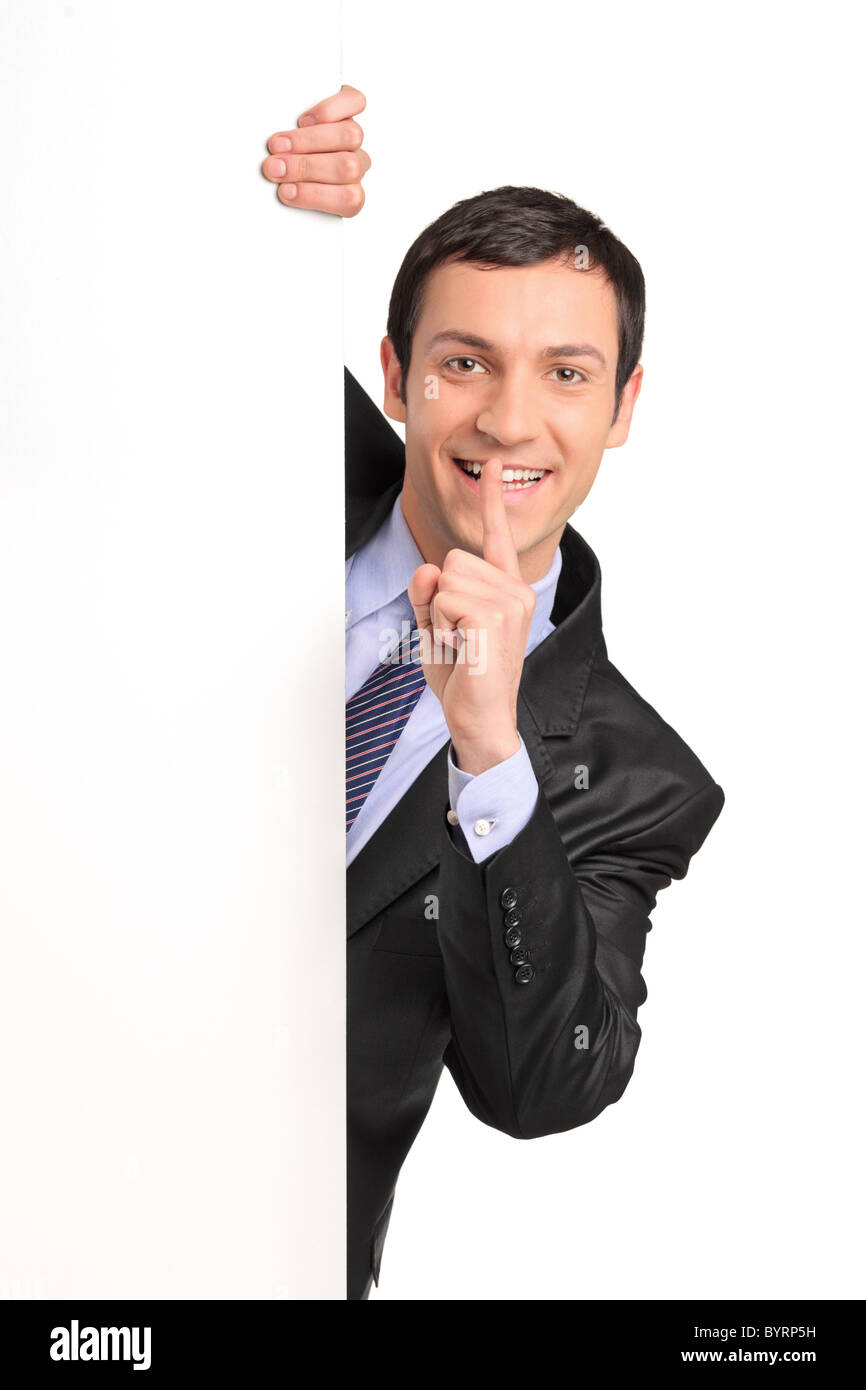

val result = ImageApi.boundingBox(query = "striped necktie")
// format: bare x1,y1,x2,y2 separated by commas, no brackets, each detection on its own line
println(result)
346,613,426,832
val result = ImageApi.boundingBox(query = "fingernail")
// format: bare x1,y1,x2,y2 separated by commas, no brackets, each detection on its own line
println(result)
281,183,298,200
298,114,316,127
271,137,292,152
271,158,286,177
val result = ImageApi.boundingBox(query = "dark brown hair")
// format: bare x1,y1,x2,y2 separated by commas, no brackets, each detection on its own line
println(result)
386,185,645,422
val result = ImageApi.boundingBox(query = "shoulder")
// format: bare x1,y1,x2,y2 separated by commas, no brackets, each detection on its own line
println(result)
577,647,725,857
344,366,405,497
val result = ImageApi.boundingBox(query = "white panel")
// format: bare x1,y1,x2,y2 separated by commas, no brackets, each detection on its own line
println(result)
0,2,345,1298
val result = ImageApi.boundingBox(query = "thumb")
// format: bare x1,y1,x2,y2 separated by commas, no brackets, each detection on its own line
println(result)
407,563,441,634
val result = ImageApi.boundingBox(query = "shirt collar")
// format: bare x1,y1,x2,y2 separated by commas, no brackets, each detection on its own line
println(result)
346,490,424,628
528,536,562,649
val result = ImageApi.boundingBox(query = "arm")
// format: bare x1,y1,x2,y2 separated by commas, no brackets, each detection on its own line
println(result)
436,771,724,1140
407,460,724,1139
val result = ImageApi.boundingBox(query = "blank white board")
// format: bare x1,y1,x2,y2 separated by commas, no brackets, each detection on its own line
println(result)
0,1,345,1298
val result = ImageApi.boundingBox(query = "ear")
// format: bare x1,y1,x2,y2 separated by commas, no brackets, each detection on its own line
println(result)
605,364,643,449
380,336,406,425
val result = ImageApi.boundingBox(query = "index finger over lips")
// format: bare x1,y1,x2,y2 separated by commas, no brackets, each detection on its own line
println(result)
480,460,521,578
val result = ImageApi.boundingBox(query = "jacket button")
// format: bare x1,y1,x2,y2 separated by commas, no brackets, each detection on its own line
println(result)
503,908,521,928
504,926,522,948
510,946,530,966
515,963,535,985
499,887,518,910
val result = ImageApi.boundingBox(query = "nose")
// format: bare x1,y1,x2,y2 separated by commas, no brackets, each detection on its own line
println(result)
474,370,540,449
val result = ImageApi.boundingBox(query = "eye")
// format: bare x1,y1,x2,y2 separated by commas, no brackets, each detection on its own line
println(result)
548,366,587,385
445,356,487,374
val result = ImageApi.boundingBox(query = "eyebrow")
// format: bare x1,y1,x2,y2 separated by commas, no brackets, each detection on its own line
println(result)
426,331,495,353
541,343,607,369
425,330,607,370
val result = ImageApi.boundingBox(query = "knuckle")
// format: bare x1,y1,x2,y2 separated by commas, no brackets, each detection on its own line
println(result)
344,120,363,149
342,183,365,216
338,151,362,181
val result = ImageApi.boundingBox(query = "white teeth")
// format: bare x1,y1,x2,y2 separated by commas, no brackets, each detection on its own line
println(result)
457,459,546,486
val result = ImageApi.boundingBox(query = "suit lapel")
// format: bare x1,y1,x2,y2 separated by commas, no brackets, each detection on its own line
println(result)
346,742,449,938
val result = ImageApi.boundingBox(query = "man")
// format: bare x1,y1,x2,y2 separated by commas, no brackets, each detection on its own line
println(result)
263,88,725,1301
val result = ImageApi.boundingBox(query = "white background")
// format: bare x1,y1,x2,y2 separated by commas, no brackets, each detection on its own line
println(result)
0,2,345,1297
343,0,865,1299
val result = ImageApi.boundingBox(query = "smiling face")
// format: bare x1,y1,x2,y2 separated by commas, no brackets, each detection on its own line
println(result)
381,256,643,582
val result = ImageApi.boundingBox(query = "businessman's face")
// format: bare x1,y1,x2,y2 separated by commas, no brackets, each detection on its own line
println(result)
382,256,642,581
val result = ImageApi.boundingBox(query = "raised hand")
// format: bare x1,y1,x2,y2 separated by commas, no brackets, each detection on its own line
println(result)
261,85,370,217
408,460,537,775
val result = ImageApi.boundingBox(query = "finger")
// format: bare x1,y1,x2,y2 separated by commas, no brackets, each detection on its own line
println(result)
436,569,534,619
267,120,364,155
262,149,371,185
430,588,485,653
276,181,366,217
297,84,366,127
480,459,521,578
407,564,441,635
429,594,469,651
439,546,530,596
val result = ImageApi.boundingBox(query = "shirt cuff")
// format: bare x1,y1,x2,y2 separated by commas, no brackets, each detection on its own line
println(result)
445,735,539,864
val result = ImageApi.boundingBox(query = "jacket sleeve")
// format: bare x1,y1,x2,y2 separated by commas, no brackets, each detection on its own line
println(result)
436,775,725,1140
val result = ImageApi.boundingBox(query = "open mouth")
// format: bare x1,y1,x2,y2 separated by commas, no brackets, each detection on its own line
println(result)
452,458,552,493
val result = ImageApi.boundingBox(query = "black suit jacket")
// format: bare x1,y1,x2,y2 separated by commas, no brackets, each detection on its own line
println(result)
345,367,725,1301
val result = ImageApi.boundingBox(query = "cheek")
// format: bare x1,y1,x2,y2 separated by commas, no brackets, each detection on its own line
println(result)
552,441,604,510
406,363,452,416
407,396,462,459
405,417,450,497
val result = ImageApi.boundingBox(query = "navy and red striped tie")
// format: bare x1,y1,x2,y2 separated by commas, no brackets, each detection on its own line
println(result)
346,617,426,832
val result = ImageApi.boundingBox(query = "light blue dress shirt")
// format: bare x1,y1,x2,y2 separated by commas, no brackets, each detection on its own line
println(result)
346,491,562,866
